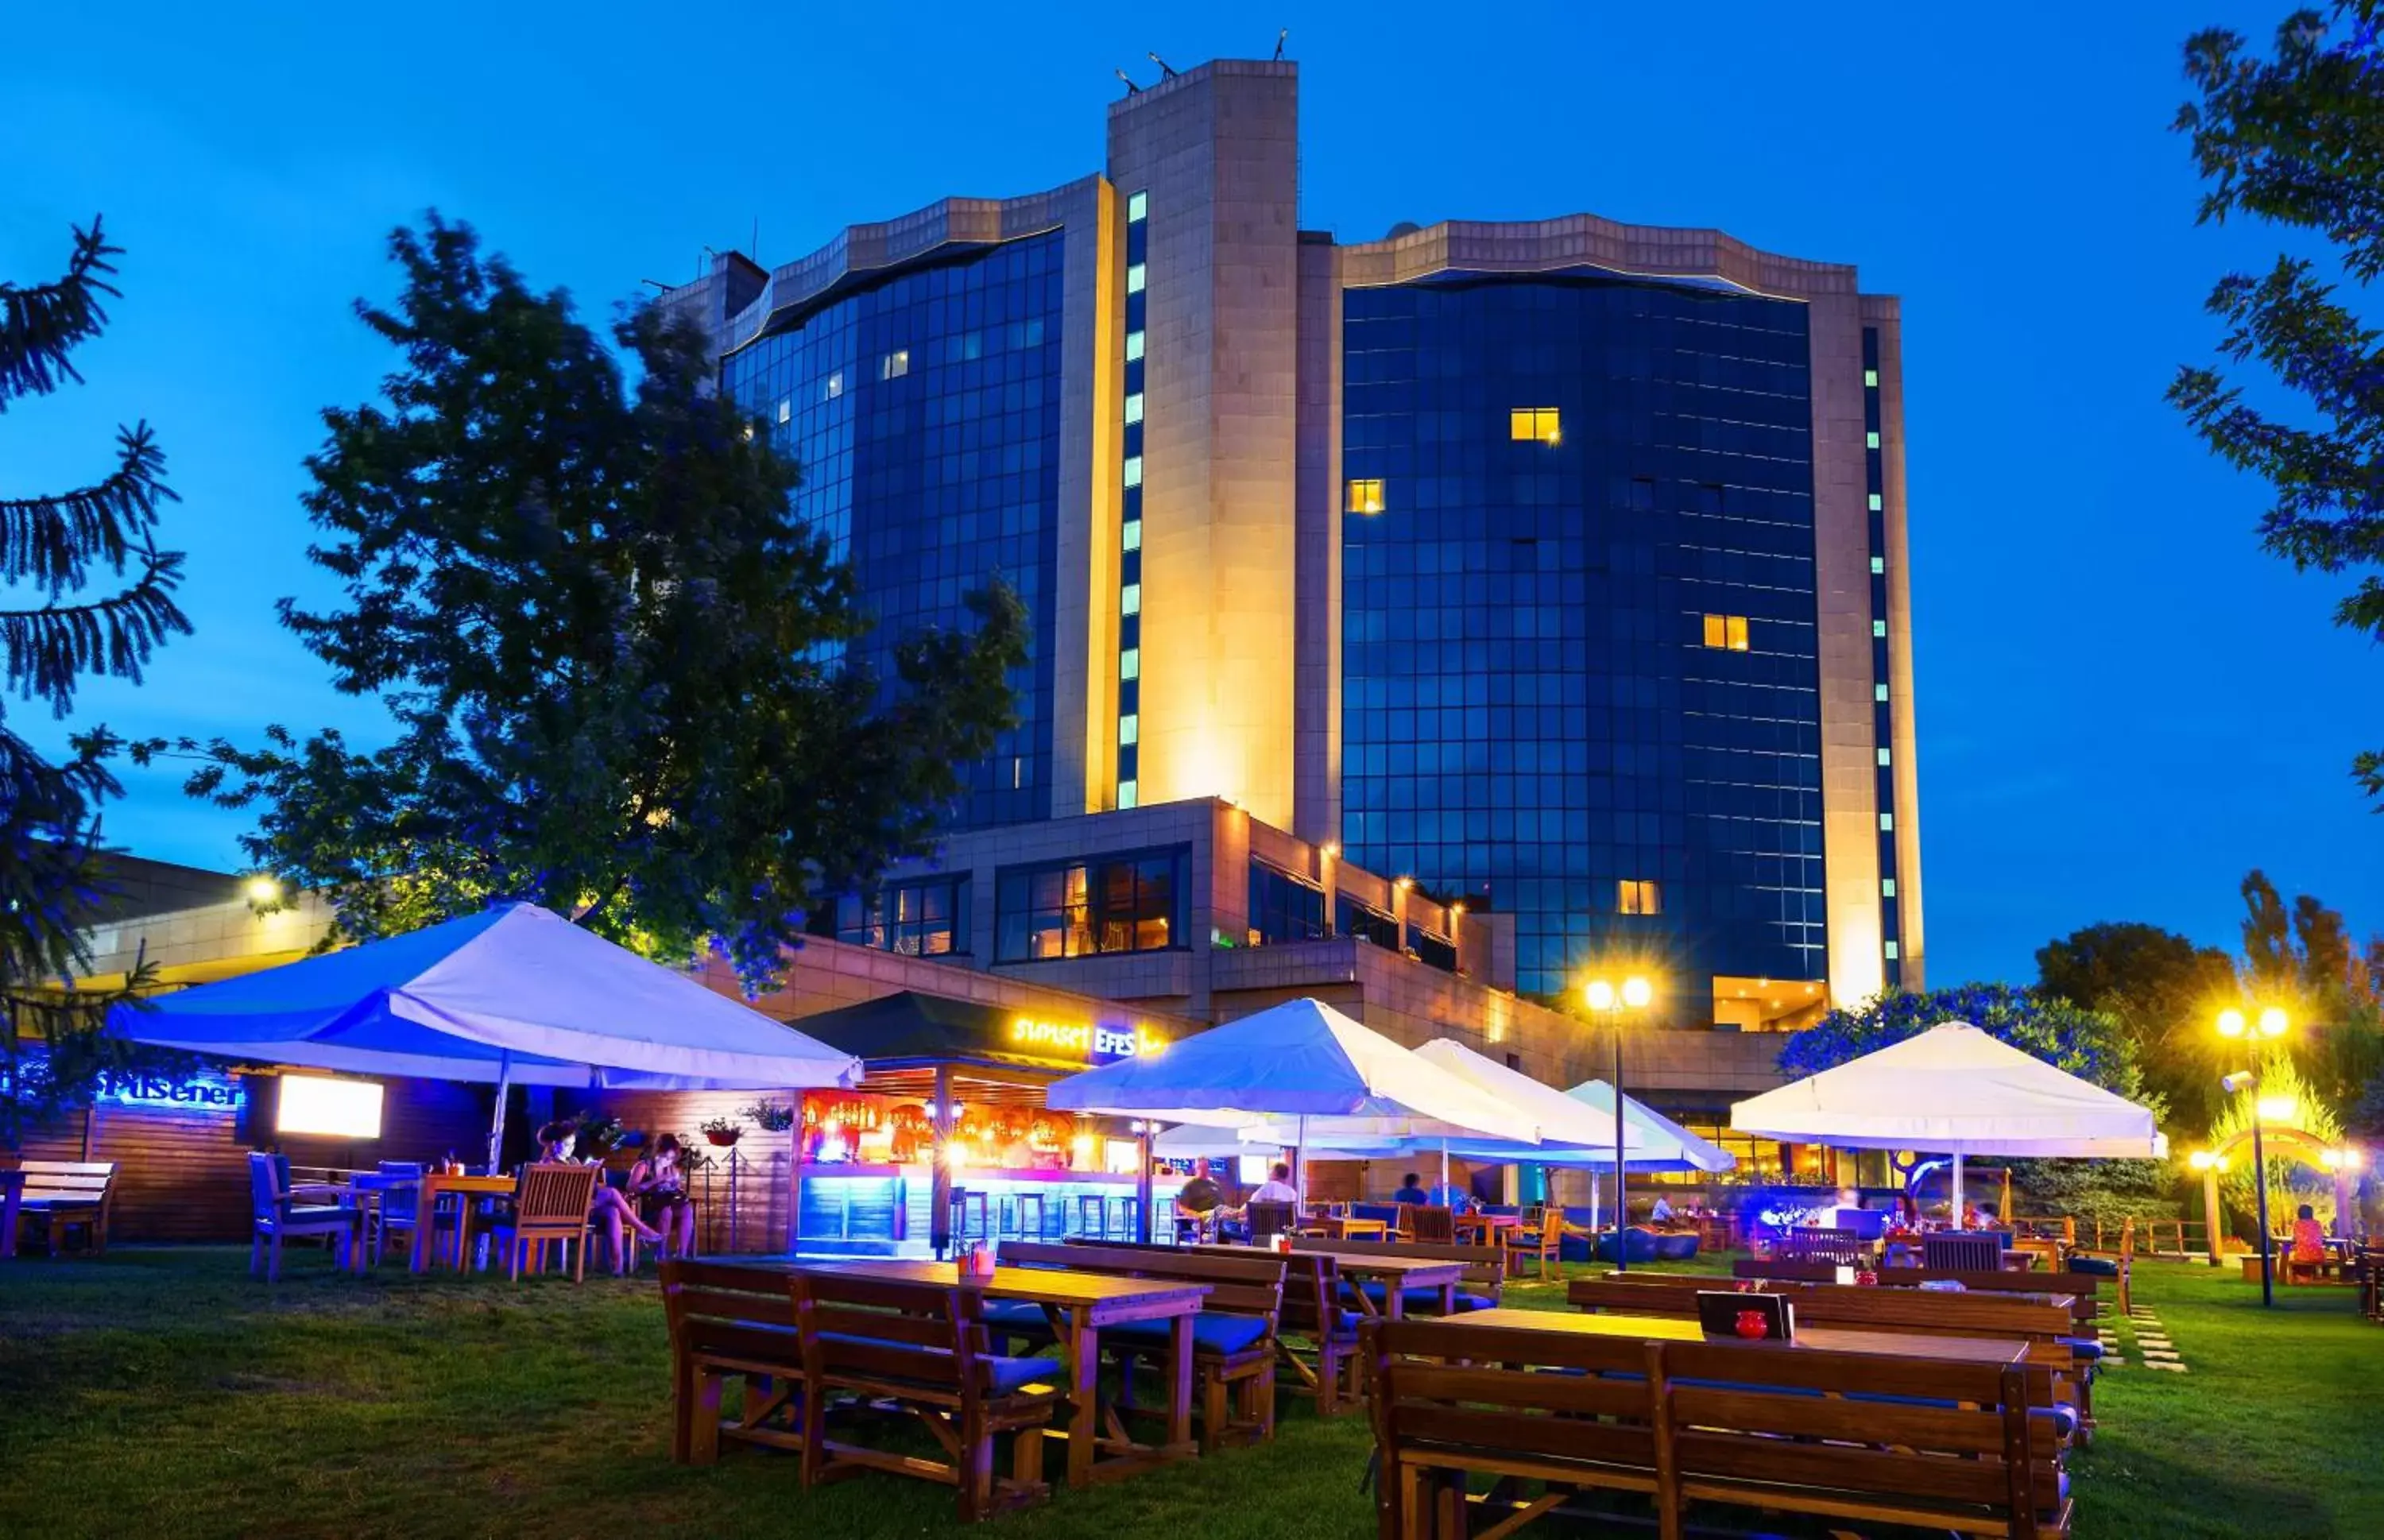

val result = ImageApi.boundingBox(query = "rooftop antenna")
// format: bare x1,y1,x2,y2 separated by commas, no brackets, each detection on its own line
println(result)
1273,28,1287,60
1114,67,1142,95
1148,51,1178,79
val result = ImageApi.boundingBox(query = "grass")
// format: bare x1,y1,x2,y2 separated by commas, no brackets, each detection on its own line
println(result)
0,1248,2375,1538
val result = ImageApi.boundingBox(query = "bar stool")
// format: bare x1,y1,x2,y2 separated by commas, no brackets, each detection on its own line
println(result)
1108,1195,1143,1244
950,1189,989,1244
1016,1192,1047,1240
1075,1194,1108,1240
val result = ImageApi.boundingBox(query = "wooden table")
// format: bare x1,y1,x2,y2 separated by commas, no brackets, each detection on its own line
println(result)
0,1170,21,1259
1447,1306,2029,1365
1317,1216,1390,1241
408,1173,517,1273
1455,1213,1519,1246
792,1257,1211,1489
1317,1253,1468,1320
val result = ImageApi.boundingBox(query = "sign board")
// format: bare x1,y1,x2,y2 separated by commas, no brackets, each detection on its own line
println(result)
1007,1015,1166,1065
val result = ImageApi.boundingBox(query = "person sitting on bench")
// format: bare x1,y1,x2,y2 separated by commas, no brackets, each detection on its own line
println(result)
2290,1204,2328,1267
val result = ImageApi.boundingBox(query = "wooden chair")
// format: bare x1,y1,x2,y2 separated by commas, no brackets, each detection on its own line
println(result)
2071,1215,2134,1315
1015,1239,1283,1451
1776,1225,1867,1267
0,1170,21,1259
492,1163,599,1282
11,1159,118,1255
1360,1315,1664,1538
1925,1232,2009,1272
247,1151,359,1281
1501,1203,1562,1281
660,1258,808,1464
1247,1199,1296,1244
1408,1204,1456,1244
791,1269,1061,1523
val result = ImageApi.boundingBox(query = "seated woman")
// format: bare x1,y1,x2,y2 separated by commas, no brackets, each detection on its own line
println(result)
537,1121,662,1275
629,1133,697,1260
2289,1203,2328,1266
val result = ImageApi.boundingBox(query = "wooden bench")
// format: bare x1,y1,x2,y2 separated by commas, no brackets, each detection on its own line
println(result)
791,1269,1062,1523
659,1259,807,1465
1292,1236,1505,1315
1007,1239,1283,1451
1361,1318,2070,1540
1573,1273,2095,1441
10,1160,117,1255
1734,1259,2110,1337
1097,1240,1365,1417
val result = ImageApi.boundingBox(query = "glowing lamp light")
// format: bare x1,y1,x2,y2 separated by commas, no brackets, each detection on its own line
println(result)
1621,976,1653,1010
2216,1009,2246,1039
244,876,282,904
2189,1151,2216,1171
277,1075,384,1140
2322,1150,2343,1170
2256,1096,2297,1122
1585,980,1616,1012
2258,1007,2289,1038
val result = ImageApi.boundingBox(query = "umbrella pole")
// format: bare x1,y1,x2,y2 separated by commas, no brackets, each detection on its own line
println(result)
1438,1139,1448,1204
1294,1115,1307,1217
486,1051,513,1172
1951,1151,1964,1225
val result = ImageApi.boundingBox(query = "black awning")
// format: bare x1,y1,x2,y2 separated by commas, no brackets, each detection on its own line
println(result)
787,991,1165,1074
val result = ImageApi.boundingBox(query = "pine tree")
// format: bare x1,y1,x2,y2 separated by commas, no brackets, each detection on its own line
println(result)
1,219,192,1147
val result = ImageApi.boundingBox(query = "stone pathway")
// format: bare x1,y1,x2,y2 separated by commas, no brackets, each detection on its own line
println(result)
2122,1304,2188,1372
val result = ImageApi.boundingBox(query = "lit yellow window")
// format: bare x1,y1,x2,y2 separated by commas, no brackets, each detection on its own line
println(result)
1346,478,1384,514
1701,614,1750,652
1508,407,1561,444
1619,879,1661,915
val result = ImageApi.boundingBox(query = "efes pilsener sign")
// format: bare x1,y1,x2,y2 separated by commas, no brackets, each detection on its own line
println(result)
1008,1016,1165,1065
1,1051,245,1114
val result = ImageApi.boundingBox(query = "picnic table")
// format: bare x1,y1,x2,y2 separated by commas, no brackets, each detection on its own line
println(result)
1453,1213,1519,1246
1311,1252,1467,1321
791,1257,1210,1489
1446,1306,2030,1365
408,1172,515,1273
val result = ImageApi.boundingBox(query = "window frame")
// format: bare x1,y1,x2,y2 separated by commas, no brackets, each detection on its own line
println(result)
994,845,1189,963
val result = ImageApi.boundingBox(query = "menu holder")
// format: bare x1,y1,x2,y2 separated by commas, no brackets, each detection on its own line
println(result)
1698,1289,1794,1342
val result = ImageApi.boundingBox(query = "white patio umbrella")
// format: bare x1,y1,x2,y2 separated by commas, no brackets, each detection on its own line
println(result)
109,901,862,1167
1047,997,1539,1215
1729,1020,2167,1214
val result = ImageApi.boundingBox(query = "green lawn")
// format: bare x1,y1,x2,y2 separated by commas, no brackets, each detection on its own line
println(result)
0,1248,2374,1538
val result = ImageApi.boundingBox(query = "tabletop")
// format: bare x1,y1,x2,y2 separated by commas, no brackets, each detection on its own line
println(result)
1448,1306,2028,1365
786,1257,1212,1313
1314,1253,1468,1278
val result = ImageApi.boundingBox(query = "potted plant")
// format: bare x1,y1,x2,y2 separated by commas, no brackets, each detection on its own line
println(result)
741,1098,796,1133
699,1116,743,1148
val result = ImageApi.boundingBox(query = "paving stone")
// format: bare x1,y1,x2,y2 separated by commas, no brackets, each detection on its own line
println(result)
2145,1360,2189,1372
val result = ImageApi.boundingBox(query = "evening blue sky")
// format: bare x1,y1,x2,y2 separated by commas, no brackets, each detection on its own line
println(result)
4,1,2374,986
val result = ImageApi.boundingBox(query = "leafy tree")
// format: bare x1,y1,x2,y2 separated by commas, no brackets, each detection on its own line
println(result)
2035,920,2240,1133
1,219,190,1147
2207,1053,2345,1235
2172,6,2384,802
145,215,1027,990
2235,869,2384,1109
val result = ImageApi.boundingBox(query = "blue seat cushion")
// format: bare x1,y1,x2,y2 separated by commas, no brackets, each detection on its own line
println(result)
1846,1391,2077,1439
1101,1311,1271,1356
2061,1337,2104,1361
1652,1235,1701,1262
1455,1292,1496,1314
1351,1279,1455,1311
1337,1310,1364,1335
284,1205,353,1222
2070,1256,2119,1276
1678,1377,1825,1399
980,1299,1053,1332
817,1332,1055,1395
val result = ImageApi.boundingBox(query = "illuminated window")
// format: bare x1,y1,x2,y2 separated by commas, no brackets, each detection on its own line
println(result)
776,398,791,424
1866,431,1880,449
1119,714,1139,745
1872,619,1887,637
1875,683,1889,702
1884,939,1900,960
835,876,969,957
1126,263,1146,294
1124,392,1144,424
1882,877,1897,898
1701,613,1750,652
1122,520,1142,552
1125,331,1145,362
1619,879,1662,915
1117,780,1138,809
1870,555,1885,575
1120,648,1140,680
1120,582,1141,616
880,350,909,381
1867,493,1883,511
996,848,1184,961
1346,478,1385,514
1123,455,1143,489
1863,368,1879,387
1879,812,1894,831
824,370,844,400
1877,747,1891,767
1127,190,1147,222
1507,407,1562,444
278,1076,385,1140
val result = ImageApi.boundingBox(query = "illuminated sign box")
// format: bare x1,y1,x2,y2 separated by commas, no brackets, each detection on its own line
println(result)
277,1076,385,1140
1008,1016,1165,1064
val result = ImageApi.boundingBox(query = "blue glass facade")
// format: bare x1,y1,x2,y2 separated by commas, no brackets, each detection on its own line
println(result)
722,230,1066,828
1341,272,1825,1003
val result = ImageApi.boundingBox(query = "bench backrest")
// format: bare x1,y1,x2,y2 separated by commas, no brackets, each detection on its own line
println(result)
1924,1232,2008,1272
1363,1316,1662,1480
791,1270,1008,1401
513,1163,598,1225
1776,1226,1867,1264
1007,1239,1284,1322
1734,1259,2102,1329
1570,1275,2075,1344
660,1259,803,1368
17,1159,116,1203
1292,1236,1506,1297
1409,1205,1456,1244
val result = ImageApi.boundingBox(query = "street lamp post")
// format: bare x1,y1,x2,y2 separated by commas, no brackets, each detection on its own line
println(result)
1585,974,1653,1272
2218,1003,2289,1309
